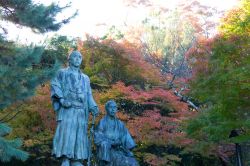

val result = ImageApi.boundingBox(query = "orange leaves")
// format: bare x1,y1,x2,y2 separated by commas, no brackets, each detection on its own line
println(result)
127,108,194,148
97,81,196,149
79,38,162,86
110,39,163,84
185,36,218,78
98,81,190,115
219,0,250,37
31,85,57,132
127,109,166,144
94,80,195,150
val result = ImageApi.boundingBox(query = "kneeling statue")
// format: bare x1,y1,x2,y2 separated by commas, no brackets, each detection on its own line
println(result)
94,100,139,166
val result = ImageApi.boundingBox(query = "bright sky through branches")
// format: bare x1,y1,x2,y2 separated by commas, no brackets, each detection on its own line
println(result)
5,0,239,44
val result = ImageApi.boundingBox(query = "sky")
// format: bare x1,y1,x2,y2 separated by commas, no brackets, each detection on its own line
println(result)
4,0,239,44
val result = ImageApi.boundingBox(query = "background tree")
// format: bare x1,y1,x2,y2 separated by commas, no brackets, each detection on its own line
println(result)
80,36,161,88
123,0,220,79
0,0,246,165
126,10,196,78
0,0,75,162
185,0,250,164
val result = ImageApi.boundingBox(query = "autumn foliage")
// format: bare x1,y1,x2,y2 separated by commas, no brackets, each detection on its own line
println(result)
2,1,249,165
185,0,250,164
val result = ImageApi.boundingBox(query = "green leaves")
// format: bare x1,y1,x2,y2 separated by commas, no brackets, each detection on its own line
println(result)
220,0,250,37
186,0,250,157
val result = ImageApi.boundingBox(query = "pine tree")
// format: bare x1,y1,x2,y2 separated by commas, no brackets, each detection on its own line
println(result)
0,0,76,162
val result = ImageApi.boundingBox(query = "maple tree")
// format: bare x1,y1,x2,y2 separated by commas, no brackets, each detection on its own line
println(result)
185,0,250,164
79,36,162,88
122,0,222,80
2,36,218,165
1,1,247,165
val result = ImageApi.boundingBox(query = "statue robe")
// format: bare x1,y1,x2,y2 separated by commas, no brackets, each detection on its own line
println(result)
94,116,139,166
50,67,97,160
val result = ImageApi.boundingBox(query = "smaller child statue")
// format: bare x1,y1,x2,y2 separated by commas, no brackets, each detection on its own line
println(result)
94,100,139,166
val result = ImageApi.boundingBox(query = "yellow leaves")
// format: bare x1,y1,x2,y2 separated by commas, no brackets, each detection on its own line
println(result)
219,0,250,37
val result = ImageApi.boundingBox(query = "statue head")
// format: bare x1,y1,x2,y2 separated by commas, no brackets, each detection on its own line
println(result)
105,100,118,117
68,51,83,68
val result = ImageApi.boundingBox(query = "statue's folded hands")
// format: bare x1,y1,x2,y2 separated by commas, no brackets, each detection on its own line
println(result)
59,98,72,108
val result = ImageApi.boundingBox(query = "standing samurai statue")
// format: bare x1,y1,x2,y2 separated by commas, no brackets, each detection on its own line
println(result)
50,51,99,166
94,100,139,166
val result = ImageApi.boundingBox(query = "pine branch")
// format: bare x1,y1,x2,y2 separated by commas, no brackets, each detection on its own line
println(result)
1,110,22,123
0,103,24,123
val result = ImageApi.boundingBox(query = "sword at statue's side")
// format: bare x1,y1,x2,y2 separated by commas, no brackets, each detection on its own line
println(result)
88,115,96,166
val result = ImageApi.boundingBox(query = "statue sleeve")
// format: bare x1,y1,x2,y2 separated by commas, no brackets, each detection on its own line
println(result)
94,118,106,145
86,76,98,115
50,70,64,111
122,124,137,150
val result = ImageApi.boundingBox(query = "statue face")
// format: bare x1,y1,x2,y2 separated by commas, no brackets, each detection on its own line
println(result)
69,51,82,67
107,102,118,117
